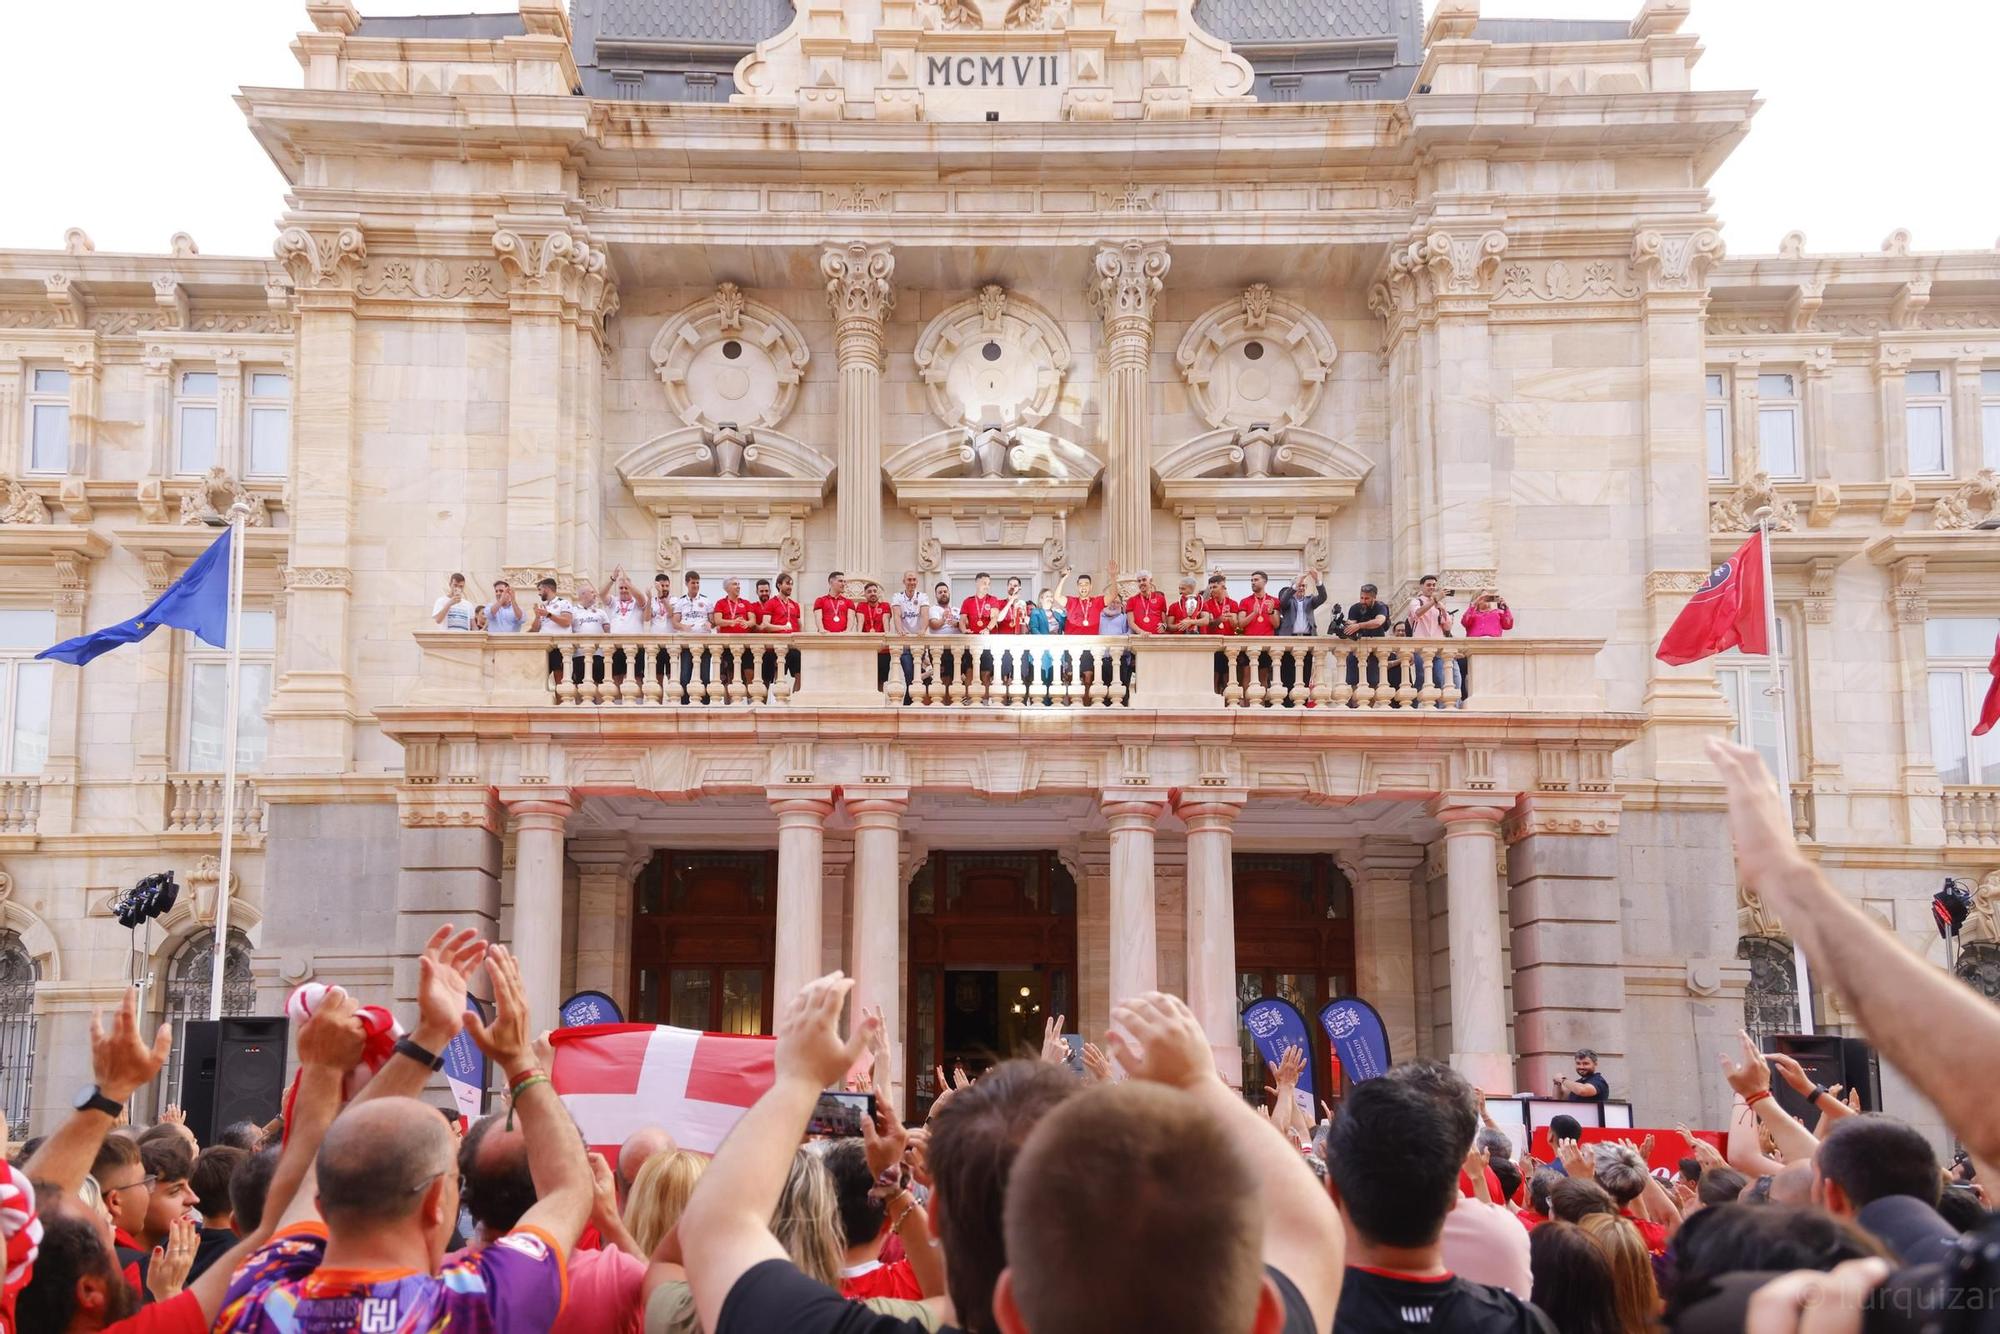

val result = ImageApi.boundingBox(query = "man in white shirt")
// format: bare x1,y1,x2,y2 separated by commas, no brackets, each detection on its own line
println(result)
889,570,926,698
569,580,610,689
529,576,575,686
671,571,715,701
432,573,475,632
604,569,648,688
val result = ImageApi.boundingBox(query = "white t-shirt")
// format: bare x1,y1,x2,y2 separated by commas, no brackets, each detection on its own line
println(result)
572,602,611,635
606,593,647,634
672,594,714,634
891,591,927,635
433,595,475,632
648,595,676,634
925,602,960,634
536,597,576,634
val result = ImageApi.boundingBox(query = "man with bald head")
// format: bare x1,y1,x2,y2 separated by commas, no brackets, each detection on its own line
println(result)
218,938,592,1332
617,1126,676,1202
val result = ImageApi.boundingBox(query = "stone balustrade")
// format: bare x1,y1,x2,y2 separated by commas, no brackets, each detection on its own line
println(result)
407,632,1610,715
0,780,38,835
165,775,264,836
1943,786,2000,847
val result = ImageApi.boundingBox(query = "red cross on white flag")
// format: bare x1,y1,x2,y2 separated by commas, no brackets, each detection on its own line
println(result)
549,1024,775,1155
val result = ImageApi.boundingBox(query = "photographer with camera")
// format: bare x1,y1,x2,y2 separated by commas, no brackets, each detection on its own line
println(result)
1401,574,1458,708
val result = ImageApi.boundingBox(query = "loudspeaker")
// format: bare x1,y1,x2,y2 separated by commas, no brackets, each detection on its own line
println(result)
1760,1033,1879,1128
179,1017,288,1143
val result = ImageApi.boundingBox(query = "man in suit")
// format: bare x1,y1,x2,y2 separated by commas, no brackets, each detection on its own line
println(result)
1275,569,1333,702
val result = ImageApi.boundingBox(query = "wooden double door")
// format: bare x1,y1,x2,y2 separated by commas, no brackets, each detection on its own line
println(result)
628,851,777,1035
1233,854,1358,1110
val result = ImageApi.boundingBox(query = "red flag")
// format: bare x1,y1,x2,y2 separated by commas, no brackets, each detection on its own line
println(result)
1973,632,2000,737
1656,530,1769,666
550,1023,774,1156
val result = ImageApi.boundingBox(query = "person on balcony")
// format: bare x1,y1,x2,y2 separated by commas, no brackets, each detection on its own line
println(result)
1240,570,1281,695
1461,592,1514,638
486,580,525,634
813,572,854,633
1403,574,1459,708
1027,586,1067,700
1339,582,1391,704
432,572,475,631
921,580,960,693
568,580,610,690
671,572,714,701
1166,575,1206,634
529,576,573,686
857,582,894,689
1202,573,1240,694
959,572,1004,692
1100,591,1135,702
604,569,649,689
714,578,761,691
889,571,926,696
1276,570,1329,704
761,572,803,688
1127,569,1167,636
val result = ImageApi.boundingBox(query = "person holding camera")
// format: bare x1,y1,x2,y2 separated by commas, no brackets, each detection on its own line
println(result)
432,573,475,632
1462,591,1514,638
1402,573,1458,707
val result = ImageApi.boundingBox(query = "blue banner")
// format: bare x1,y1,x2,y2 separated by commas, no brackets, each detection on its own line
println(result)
441,996,487,1120
559,990,624,1028
1319,995,1392,1084
1241,996,1315,1113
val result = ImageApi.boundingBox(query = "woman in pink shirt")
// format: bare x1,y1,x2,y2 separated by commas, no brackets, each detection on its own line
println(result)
1461,592,1515,638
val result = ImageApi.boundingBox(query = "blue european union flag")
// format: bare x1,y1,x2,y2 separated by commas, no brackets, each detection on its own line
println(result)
38,526,234,665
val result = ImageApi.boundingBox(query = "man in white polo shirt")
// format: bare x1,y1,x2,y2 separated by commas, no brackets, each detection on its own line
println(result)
529,576,574,686
672,571,715,702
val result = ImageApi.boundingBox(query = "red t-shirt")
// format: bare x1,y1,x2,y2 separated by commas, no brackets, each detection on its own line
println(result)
1128,590,1167,633
713,597,758,633
1166,594,1205,634
104,1289,206,1334
992,598,1028,634
813,594,854,632
1240,592,1279,635
1064,594,1106,635
1621,1208,1668,1255
857,600,892,633
960,594,1003,633
762,597,801,633
1201,595,1240,635
839,1258,923,1303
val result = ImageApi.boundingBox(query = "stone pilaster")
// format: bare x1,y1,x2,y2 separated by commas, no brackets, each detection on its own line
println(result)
393,786,504,1008
768,786,835,1006
1089,240,1170,574
1885,557,1945,846
822,242,895,590
1174,789,1244,1085
494,216,587,587
567,838,635,1015
845,786,908,1109
1422,227,1507,586
1430,794,1513,1093
1351,839,1426,1068
1100,788,1167,1006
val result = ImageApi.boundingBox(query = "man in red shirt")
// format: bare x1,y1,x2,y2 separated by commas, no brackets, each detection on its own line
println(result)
712,578,759,692
991,576,1030,688
760,573,803,688
812,571,854,633
857,581,894,688
1165,575,1206,634
1127,569,1168,636
1240,569,1281,695
1058,562,1118,693
959,572,1006,690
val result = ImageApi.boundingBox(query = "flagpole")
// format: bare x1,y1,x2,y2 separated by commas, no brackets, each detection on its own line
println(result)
208,505,248,1022
1753,505,1815,1034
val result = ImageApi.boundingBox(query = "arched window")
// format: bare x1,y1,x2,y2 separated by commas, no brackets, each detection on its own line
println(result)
160,928,255,1109
1738,936,1800,1050
0,931,37,1138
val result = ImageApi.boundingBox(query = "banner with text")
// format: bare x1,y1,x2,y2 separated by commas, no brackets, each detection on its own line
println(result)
1318,996,1391,1084
1241,996,1315,1114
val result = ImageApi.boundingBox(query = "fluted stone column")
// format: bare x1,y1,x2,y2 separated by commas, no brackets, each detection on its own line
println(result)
769,787,836,1006
1089,240,1170,574
1101,790,1167,1006
1433,797,1513,1093
846,787,909,1107
823,242,895,589
502,789,574,1026
1175,789,1244,1085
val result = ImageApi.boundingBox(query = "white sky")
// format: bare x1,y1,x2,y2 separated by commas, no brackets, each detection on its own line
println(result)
0,0,1994,258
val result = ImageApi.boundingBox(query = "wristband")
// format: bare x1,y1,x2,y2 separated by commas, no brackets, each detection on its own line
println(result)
509,1074,551,1098
393,1036,445,1071
1809,1085,1829,1104
508,1067,547,1095
889,1198,917,1232
1743,1089,1772,1108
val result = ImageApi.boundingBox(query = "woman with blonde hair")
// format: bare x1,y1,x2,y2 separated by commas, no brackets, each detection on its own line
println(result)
624,1149,707,1259
1578,1211,1662,1334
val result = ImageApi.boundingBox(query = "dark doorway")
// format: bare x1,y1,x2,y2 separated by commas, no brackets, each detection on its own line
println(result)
1234,853,1356,1111
907,851,1077,1118
629,851,777,1035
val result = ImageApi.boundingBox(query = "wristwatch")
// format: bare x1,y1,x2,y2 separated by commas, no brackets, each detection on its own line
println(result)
74,1084,123,1117
393,1035,447,1071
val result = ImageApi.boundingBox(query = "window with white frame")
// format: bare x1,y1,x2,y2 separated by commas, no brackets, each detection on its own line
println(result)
0,611,54,775
1705,372,1731,479
1928,616,2000,786
1905,369,1952,477
1715,618,1796,780
1756,372,1802,479
25,368,69,474
174,370,219,475
244,371,291,478
1981,370,2000,472
182,610,275,772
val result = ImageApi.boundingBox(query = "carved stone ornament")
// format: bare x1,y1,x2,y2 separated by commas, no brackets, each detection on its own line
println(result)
283,565,352,591
822,242,897,326
1088,240,1171,325
274,224,367,291
178,467,270,528
1960,871,2000,947
615,427,833,489
0,482,49,525
1175,284,1338,429
1423,229,1510,296
912,285,1072,432
1630,228,1726,293
354,257,505,303
650,284,811,431
1932,469,2000,530
920,0,1070,29
1709,473,1798,533
1738,881,1783,940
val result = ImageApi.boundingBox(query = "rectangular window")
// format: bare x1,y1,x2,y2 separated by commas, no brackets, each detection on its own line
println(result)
25,369,69,474
175,371,218,475
0,610,56,774
1905,369,1951,476
1927,617,2000,786
1982,369,2000,472
1716,620,1793,779
181,610,275,772
1756,372,1801,479
244,372,290,478
1704,372,1730,479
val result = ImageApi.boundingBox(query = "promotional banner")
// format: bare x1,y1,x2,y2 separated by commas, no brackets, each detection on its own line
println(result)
1241,996,1315,1115
560,990,625,1028
1318,995,1392,1084
441,996,487,1123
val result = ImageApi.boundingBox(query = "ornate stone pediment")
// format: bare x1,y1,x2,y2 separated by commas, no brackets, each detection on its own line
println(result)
882,427,1103,510
1175,284,1338,430
912,285,1071,432
614,425,832,513
1932,469,2000,530
178,467,271,528
1709,473,1798,533
1155,425,1370,575
649,283,811,432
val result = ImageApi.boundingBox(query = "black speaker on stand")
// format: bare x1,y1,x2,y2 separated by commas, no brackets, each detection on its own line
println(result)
1760,1033,1879,1130
179,1016,289,1143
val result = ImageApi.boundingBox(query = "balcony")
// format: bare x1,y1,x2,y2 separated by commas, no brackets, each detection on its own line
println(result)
404,632,1609,716
0,779,38,835
165,775,264,837
1943,786,2000,847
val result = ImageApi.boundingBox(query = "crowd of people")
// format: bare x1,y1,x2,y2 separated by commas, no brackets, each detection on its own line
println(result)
430,565,1515,704
6,739,1996,1334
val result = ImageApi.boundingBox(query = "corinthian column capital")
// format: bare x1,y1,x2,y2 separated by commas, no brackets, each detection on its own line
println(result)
1088,239,1171,332
822,241,897,327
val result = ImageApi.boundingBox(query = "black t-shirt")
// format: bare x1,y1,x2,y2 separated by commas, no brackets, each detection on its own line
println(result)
717,1258,1321,1334
1345,602,1390,636
1335,1267,1557,1334
1564,1072,1610,1101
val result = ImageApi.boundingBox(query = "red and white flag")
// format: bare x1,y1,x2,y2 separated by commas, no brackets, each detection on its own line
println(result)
1973,631,2000,738
549,1024,774,1155
1656,530,1769,666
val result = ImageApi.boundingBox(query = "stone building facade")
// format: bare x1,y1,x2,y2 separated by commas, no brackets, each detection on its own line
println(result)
0,0,1993,1138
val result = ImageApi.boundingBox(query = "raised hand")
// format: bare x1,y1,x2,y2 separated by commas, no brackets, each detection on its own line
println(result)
773,971,874,1091
1464,1144,1492,1202
159,1103,186,1128
464,944,535,1079
296,985,368,1072
415,925,489,1044
146,1215,198,1302
587,1151,621,1229
1105,992,1214,1092
863,1083,909,1181
1557,1139,1594,1180
1273,1043,1304,1091
1081,1041,1115,1084
1720,1029,1773,1099
90,987,174,1103
1040,1014,1069,1065
1707,738,1815,910
1639,1133,1656,1163
1767,1052,1816,1097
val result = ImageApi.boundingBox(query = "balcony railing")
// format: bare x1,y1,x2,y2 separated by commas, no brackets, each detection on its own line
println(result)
165,775,264,836
0,779,38,835
1943,786,2000,846
407,632,1610,715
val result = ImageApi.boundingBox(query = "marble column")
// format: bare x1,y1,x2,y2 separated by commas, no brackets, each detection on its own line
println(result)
846,787,909,1108
1175,789,1244,1085
1432,797,1513,1093
769,786,835,1006
1088,240,1170,573
1101,790,1167,1006
822,242,895,588
1352,839,1426,1066
502,789,574,1027
569,839,635,1014
494,216,583,587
